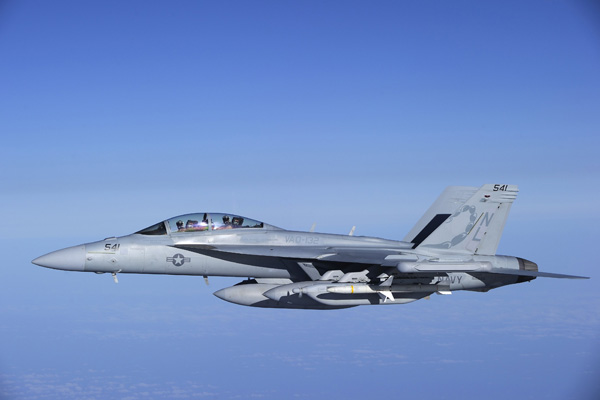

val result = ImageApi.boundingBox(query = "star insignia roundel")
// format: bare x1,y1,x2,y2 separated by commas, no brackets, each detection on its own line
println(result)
166,253,191,266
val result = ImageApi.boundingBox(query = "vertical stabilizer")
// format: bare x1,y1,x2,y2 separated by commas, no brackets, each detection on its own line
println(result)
404,186,478,247
416,184,518,255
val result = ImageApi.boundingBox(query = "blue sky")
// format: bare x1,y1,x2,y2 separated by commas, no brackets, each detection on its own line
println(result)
1,1,599,399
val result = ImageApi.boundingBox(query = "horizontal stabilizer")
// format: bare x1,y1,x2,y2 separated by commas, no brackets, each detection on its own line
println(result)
489,267,589,279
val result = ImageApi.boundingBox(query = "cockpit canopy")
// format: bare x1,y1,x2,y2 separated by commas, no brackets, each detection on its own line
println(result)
136,213,276,236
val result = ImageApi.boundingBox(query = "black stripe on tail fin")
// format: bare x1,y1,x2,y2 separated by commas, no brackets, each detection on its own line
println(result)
410,214,451,248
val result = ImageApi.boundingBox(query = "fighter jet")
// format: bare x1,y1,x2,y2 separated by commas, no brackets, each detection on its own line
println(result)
32,184,588,309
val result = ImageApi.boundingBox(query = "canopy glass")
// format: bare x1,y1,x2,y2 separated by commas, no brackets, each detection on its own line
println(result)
136,213,266,235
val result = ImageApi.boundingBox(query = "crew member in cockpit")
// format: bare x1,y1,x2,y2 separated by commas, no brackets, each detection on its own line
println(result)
220,215,233,229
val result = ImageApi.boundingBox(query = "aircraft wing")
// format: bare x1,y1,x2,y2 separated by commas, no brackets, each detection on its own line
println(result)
173,244,408,265
173,244,589,281
173,243,416,283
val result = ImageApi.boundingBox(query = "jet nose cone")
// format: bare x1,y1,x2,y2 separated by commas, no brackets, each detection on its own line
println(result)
32,245,86,271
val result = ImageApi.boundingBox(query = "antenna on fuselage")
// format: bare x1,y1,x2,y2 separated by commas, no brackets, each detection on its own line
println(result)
348,226,356,236
309,223,316,232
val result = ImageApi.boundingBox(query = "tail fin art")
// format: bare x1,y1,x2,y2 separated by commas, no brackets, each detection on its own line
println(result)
403,185,478,246
408,184,518,256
